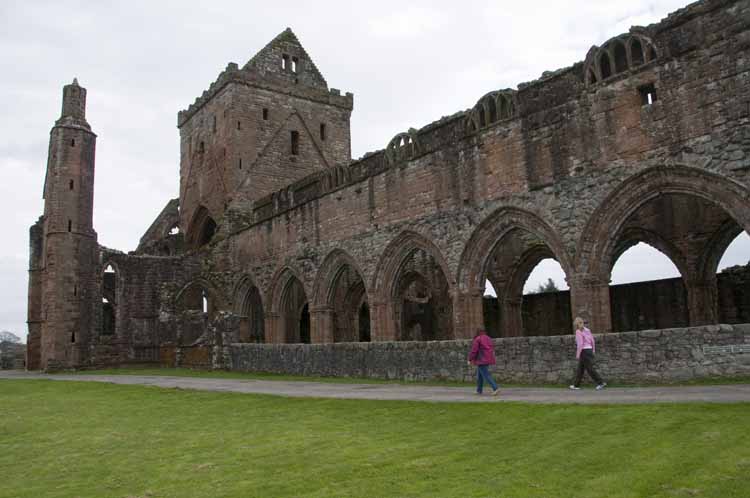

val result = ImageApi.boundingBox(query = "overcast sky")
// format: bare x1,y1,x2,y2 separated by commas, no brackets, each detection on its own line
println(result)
2,1,748,339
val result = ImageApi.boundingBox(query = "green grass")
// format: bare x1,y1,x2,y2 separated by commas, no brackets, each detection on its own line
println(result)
1,380,749,498
65,367,750,388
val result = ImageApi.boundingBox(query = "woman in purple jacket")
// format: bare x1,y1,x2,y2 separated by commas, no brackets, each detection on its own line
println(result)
569,317,607,390
467,329,499,396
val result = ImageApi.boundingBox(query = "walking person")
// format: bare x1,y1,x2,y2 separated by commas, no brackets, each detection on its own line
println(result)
467,329,499,396
569,317,607,390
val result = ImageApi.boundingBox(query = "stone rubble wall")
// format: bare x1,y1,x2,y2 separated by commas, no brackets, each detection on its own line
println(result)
229,324,750,384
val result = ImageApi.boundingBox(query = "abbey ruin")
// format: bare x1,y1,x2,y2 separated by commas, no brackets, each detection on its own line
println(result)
26,0,750,381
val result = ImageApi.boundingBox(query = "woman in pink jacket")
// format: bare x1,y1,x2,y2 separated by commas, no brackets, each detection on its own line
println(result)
570,317,607,390
467,329,499,396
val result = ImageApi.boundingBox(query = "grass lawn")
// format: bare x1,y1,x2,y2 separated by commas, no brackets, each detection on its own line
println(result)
1,380,749,498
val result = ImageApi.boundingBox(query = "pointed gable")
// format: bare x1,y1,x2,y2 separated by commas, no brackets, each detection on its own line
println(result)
243,28,328,89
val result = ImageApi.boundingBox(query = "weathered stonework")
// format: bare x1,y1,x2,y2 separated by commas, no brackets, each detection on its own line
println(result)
230,324,750,384
27,2,750,382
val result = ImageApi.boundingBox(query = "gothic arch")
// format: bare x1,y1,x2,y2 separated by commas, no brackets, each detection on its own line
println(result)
584,32,659,85
186,205,217,249
175,278,227,314
385,130,422,165
233,274,266,343
371,230,454,341
577,165,750,280
611,227,689,280
696,220,745,282
311,249,370,342
465,90,517,133
458,206,572,293
312,249,368,307
372,231,453,298
267,266,310,343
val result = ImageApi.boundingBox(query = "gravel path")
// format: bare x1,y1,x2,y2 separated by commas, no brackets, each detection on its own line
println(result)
2,370,749,404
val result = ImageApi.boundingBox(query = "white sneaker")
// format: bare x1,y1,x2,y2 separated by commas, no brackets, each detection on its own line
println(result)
569,385,581,390
490,389,499,396
596,383,607,390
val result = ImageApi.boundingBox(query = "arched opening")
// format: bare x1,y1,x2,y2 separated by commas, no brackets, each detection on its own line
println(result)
101,264,117,336
486,97,498,123
374,233,453,342
280,275,309,344
236,280,265,343
391,248,453,341
589,185,750,331
609,243,687,332
186,206,217,249
481,230,572,337
613,42,628,73
178,282,217,319
313,252,370,343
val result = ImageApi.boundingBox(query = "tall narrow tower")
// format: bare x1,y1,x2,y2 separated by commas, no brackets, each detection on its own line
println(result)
32,79,99,370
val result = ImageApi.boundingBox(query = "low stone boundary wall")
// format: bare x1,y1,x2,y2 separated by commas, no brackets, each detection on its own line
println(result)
229,324,750,384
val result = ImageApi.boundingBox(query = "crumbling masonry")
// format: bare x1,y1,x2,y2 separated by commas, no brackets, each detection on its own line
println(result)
27,0,750,375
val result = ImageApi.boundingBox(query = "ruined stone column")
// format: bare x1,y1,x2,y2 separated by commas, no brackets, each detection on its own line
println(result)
264,311,280,343
453,287,484,339
370,300,397,342
568,273,612,333
309,305,334,343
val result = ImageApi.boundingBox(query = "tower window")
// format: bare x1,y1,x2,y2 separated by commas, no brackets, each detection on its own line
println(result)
320,123,326,141
237,120,241,130
639,83,657,106
239,158,242,170
212,115,217,133
291,131,299,155
68,220,72,232
262,108,268,120
69,180,74,190
282,54,289,70
292,57,299,73
199,141,205,153
73,285,77,296
71,332,76,343
70,139,75,147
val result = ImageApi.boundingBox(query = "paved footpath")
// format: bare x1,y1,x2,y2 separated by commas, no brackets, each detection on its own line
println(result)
2,370,750,404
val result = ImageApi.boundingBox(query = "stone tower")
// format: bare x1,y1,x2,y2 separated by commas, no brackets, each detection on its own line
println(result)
176,28,354,249
29,79,99,370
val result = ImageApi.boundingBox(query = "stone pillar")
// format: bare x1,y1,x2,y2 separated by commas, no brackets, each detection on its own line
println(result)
453,287,483,339
310,306,334,343
370,299,397,342
500,297,523,337
568,273,612,333
685,276,718,326
264,312,280,343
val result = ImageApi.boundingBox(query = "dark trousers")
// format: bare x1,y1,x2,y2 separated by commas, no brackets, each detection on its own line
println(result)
573,349,603,387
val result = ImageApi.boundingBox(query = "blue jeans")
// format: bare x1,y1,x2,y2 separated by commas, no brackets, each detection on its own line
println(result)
476,364,498,393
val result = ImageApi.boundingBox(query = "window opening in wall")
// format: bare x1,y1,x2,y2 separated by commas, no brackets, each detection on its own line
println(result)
223,147,226,158
237,120,241,130
199,141,205,153
639,84,657,106
212,115,217,133
262,108,268,120
202,290,208,314
69,180,74,190
71,332,76,343
71,139,75,147
291,130,299,155
282,54,289,70
238,158,242,170
631,39,644,66
320,123,326,141
291,56,298,73
67,220,72,232
168,225,179,235
73,285,77,296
